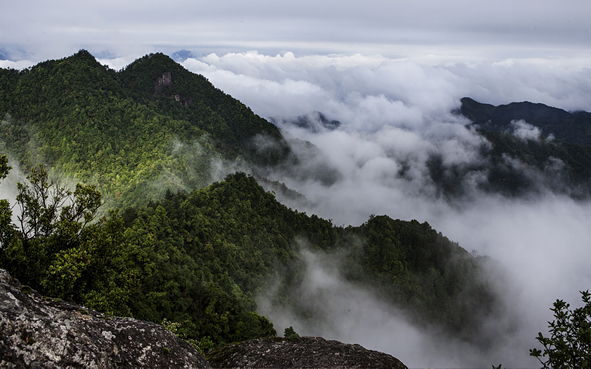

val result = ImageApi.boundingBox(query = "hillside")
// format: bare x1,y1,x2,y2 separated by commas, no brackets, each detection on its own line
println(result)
417,97,591,199
460,97,591,146
0,53,524,356
0,50,291,208
0,162,503,352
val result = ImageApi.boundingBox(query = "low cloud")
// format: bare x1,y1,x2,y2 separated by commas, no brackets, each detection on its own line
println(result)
508,119,550,141
183,52,591,118
188,52,591,366
257,243,538,367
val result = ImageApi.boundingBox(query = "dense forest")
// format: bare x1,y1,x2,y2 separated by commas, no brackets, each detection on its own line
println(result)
452,97,591,198
0,50,290,209
0,160,500,352
2,51,561,353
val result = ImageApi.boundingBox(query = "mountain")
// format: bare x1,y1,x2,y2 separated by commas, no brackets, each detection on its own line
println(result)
0,50,290,208
460,97,591,146
422,97,591,199
0,52,553,359
0,165,502,353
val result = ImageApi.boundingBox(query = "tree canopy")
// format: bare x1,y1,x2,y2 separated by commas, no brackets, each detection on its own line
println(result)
0,165,502,351
530,291,591,368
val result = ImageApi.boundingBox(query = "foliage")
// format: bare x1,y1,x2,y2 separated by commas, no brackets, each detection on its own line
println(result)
460,97,591,147
0,50,291,209
117,172,500,346
0,155,13,249
15,164,101,240
0,154,9,179
0,164,501,350
0,163,137,316
0,52,506,351
530,290,591,368
284,326,300,339
427,97,591,199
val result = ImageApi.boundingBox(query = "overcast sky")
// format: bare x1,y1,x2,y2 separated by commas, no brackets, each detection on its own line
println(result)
2,0,591,63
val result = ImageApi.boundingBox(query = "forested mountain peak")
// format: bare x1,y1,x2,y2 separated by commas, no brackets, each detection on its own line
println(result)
119,52,205,99
459,97,591,146
0,51,292,207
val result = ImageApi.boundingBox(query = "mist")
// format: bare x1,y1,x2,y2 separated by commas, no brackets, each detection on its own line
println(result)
180,52,591,367
5,50,589,366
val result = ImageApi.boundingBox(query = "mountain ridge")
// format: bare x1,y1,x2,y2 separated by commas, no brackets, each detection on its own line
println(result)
460,96,591,146
0,50,292,208
2,52,589,366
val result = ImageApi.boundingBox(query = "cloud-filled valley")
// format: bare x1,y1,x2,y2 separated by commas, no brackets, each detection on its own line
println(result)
175,52,591,367
2,0,591,365
3,47,591,366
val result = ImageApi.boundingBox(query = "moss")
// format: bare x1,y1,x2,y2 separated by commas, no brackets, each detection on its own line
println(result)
42,296,62,302
21,285,32,294
162,346,170,355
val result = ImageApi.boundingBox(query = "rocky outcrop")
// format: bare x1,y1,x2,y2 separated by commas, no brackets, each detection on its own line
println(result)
154,71,172,96
0,269,210,369
1,268,408,368
206,337,408,369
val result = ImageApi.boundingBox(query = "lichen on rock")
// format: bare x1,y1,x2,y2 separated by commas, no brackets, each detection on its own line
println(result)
0,268,210,369
206,336,408,369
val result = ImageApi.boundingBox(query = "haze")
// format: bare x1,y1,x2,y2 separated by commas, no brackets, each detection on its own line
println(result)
2,0,591,367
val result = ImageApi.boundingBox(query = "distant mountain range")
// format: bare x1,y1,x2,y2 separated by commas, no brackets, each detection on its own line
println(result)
454,97,591,198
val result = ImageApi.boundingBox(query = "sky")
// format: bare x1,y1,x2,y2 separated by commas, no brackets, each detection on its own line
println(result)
2,0,591,65
3,1,591,367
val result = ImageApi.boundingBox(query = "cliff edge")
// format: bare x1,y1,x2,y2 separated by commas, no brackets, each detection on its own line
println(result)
207,336,408,369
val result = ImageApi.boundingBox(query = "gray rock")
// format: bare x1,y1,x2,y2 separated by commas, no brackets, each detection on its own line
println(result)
0,269,210,369
207,336,408,369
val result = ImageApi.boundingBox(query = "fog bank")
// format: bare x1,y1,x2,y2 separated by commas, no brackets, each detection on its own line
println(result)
184,52,591,367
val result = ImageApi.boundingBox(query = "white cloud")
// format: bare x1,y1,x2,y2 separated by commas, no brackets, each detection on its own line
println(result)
0,59,35,70
186,51,591,366
509,119,542,141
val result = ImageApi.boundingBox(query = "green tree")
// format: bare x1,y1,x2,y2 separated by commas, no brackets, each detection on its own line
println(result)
1,164,102,292
284,326,300,340
15,164,101,241
0,155,9,180
0,155,15,249
530,290,591,368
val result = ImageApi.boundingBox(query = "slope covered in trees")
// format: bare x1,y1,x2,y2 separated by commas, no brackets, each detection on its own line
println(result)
0,50,290,208
460,97,591,147
0,162,502,351
418,97,591,199
0,52,517,354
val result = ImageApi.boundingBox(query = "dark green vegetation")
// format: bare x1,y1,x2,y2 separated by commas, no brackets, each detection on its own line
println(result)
0,50,290,209
460,97,591,146
0,52,511,353
425,97,591,199
0,158,501,352
530,291,591,368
